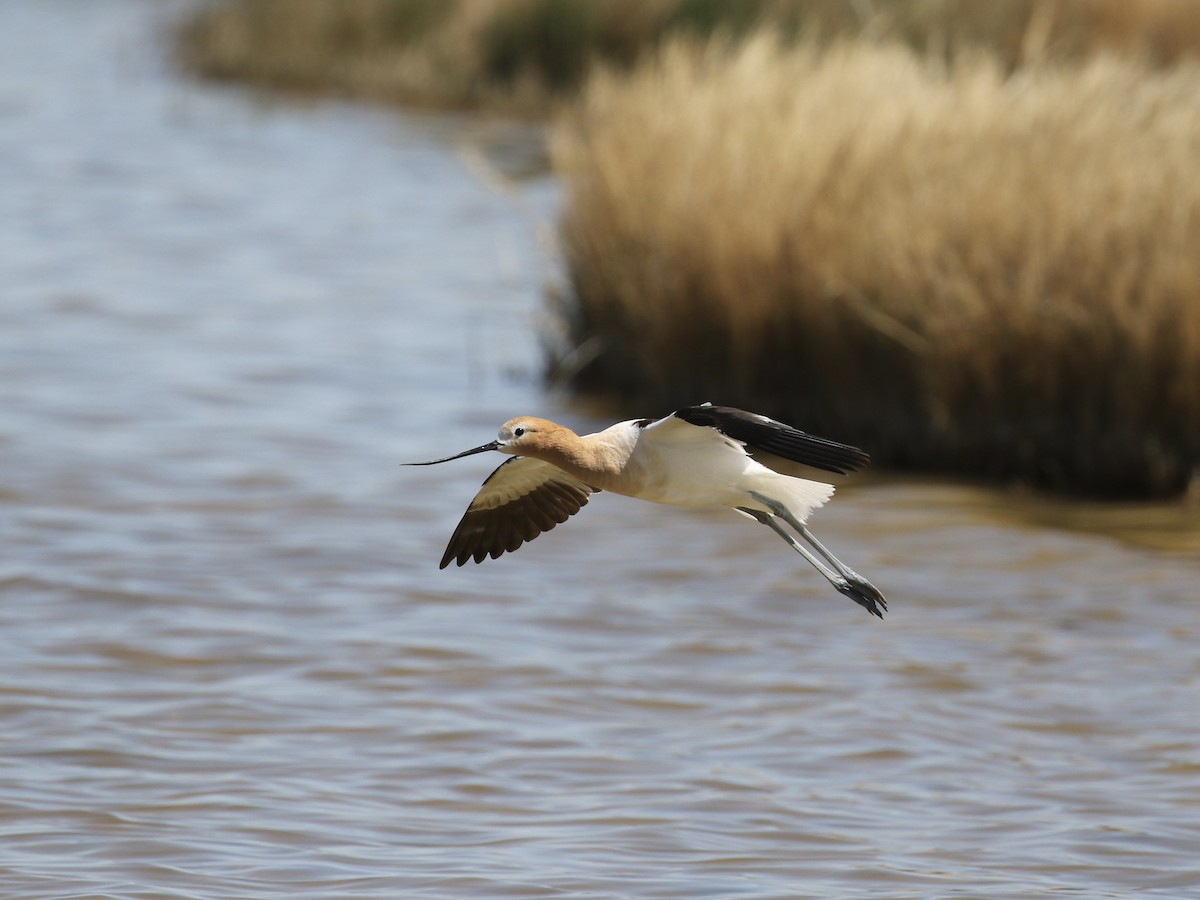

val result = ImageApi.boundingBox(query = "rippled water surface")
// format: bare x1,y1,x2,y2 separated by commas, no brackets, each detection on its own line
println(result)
2,3,1199,897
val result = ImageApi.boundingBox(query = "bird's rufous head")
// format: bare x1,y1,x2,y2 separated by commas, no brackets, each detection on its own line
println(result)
496,417,572,456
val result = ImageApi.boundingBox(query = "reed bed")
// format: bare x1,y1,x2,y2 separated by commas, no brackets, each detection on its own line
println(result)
176,0,676,112
177,0,1200,113
550,37,1200,497
176,0,1200,495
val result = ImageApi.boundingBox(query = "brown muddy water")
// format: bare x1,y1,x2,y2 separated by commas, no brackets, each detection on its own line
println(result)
1,2,1198,897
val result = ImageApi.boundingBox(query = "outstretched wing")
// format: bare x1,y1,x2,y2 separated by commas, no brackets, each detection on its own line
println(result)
439,457,598,568
672,404,869,474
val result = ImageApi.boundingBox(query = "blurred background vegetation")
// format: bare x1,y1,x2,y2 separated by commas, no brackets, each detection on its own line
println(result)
178,0,1200,498
179,0,1200,110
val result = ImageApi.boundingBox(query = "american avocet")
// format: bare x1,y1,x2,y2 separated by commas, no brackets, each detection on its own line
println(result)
407,404,886,617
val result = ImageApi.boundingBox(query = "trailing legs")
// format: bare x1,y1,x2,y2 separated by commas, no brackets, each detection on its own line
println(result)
739,491,887,618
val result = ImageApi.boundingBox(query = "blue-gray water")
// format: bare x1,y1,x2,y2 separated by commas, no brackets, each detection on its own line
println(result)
1,2,1198,897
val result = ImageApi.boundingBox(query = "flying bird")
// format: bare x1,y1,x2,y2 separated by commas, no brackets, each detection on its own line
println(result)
407,404,886,617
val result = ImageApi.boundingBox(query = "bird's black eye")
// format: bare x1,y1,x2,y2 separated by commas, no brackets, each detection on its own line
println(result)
513,426,526,438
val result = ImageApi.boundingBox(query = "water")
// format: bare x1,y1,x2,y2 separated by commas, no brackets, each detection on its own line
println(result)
1,2,1198,896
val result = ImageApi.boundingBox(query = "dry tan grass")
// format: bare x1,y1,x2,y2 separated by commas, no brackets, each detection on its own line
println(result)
176,0,474,108
875,0,1200,67
175,0,680,113
176,0,1200,495
176,0,1200,113
550,36,1200,496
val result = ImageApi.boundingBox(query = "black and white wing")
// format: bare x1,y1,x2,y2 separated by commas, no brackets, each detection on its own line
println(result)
672,404,869,474
439,457,598,568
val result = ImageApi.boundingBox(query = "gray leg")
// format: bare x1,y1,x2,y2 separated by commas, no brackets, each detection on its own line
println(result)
737,507,846,588
738,503,885,619
746,493,886,618
792,523,887,615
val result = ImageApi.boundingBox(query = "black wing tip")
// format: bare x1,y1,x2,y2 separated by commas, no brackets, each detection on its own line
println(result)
834,444,872,475
674,404,871,475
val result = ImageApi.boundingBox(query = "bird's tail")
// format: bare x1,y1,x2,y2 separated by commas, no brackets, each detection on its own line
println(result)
759,474,834,523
